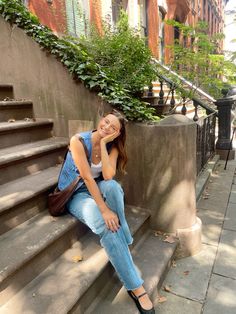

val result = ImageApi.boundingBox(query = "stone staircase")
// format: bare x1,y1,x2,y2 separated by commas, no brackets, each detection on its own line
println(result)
143,82,206,119
0,84,177,313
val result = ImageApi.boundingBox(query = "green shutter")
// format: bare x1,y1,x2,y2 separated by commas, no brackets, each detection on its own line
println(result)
65,0,87,36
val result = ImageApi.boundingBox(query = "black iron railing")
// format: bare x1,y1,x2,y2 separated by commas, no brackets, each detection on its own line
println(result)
196,113,216,175
145,59,219,174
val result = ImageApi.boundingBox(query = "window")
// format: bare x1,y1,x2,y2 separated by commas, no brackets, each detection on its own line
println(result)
158,8,165,62
203,0,206,19
21,0,28,5
65,0,89,37
138,0,148,38
112,0,123,25
174,25,180,42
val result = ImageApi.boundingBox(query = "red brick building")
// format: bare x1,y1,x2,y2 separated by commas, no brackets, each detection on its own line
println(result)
23,0,227,63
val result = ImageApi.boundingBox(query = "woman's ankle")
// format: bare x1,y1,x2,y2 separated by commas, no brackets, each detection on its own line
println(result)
132,285,146,296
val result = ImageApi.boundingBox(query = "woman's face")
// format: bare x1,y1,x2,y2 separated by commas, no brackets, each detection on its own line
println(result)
97,114,121,138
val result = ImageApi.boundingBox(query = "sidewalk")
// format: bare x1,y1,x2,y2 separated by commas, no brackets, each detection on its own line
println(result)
154,150,236,313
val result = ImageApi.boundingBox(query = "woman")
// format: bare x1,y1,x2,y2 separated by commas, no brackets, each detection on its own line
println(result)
58,110,155,314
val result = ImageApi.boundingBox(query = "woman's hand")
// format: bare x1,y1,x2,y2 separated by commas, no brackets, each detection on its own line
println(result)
101,208,120,232
101,130,120,145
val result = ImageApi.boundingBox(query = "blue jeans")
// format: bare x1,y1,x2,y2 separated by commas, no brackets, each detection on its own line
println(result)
67,179,144,290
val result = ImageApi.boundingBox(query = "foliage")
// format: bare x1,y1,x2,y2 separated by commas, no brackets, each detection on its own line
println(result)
164,20,236,99
229,38,236,65
79,10,157,95
0,0,159,122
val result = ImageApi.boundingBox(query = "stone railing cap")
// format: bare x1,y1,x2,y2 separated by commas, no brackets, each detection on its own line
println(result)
159,114,195,126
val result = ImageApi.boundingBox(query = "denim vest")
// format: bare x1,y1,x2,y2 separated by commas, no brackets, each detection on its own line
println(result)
58,130,112,191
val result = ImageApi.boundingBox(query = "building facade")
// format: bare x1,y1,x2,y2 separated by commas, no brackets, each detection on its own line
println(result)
224,0,236,62
24,0,227,62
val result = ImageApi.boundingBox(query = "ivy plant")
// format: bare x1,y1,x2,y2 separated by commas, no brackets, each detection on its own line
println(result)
0,0,159,122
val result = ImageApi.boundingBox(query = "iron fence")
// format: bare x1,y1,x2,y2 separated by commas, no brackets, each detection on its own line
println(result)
196,113,216,175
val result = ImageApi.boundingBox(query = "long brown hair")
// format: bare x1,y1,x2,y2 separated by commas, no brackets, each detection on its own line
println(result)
108,110,128,173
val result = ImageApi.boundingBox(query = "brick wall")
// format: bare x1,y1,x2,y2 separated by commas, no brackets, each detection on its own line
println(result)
147,0,159,57
28,0,67,35
90,0,102,33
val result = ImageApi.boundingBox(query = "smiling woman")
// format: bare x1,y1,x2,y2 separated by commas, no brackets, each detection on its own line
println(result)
57,110,155,313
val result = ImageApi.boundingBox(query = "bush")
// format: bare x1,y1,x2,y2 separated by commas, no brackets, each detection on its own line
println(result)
165,20,236,99
79,10,157,95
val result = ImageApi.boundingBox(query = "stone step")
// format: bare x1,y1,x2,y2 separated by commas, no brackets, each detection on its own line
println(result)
0,166,60,235
146,101,196,117
0,207,150,311
0,100,33,121
0,211,86,306
142,95,183,106
144,87,176,94
152,93,181,100
0,138,68,185
0,119,54,149
145,82,168,88
0,85,14,101
143,90,181,98
86,231,178,314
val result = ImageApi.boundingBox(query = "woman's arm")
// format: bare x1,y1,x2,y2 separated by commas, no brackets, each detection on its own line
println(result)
100,130,120,180
70,136,120,232
100,142,119,180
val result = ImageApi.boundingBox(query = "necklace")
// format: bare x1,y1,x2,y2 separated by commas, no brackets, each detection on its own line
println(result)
93,148,101,158
92,135,101,159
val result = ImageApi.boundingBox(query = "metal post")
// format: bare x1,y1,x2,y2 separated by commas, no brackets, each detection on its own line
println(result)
215,96,235,160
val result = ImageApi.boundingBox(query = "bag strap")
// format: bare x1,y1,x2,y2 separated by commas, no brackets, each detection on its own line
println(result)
78,136,90,162
57,136,90,183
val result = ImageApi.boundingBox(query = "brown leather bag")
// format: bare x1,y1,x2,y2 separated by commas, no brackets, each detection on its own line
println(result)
48,136,89,217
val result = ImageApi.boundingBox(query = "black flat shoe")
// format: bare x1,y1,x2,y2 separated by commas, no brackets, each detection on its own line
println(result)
127,290,155,314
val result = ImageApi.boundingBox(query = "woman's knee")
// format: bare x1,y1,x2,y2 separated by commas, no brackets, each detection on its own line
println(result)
68,194,107,235
91,218,107,236
99,179,123,196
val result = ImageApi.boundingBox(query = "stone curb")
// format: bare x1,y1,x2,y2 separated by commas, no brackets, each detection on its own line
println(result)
195,155,220,202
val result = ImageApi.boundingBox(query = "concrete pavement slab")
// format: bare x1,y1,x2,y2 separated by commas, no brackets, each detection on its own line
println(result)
223,203,236,231
196,155,219,202
161,244,217,302
209,163,235,182
197,209,223,246
231,182,236,191
155,291,202,314
213,229,236,279
197,197,229,213
202,274,236,314
229,190,236,203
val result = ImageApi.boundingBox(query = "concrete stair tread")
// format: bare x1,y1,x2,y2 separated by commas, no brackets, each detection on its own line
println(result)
0,207,150,314
87,232,177,314
0,119,53,132
0,100,32,107
0,211,78,284
0,84,12,87
0,166,60,215
0,137,68,167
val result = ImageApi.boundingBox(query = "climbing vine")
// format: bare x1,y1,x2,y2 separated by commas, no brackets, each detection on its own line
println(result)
0,0,159,122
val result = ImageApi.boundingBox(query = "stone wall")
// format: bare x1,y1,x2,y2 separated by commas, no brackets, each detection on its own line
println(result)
0,16,108,137
123,115,197,232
